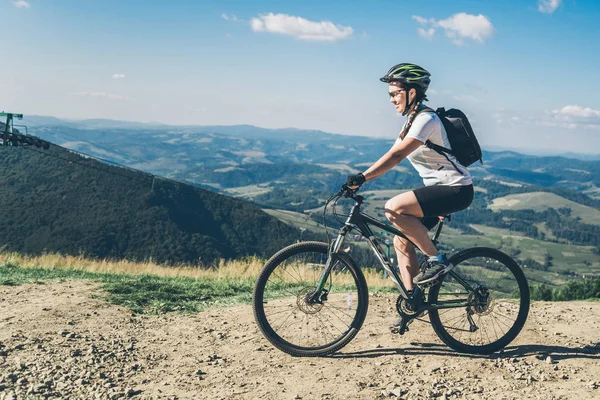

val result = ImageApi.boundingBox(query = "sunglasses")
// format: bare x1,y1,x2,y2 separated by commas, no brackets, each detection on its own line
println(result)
388,89,405,98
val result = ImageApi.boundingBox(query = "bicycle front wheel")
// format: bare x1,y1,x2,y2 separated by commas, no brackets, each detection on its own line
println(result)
428,247,530,354
253,241,368,357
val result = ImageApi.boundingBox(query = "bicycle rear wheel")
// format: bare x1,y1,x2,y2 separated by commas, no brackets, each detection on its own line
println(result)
428,247,530,354
253,241,368,357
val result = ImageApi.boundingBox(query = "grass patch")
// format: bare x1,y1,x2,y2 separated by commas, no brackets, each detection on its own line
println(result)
0,258,256,315
102,275,255,314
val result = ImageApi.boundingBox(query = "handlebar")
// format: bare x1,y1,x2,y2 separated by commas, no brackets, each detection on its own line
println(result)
331,184,364,203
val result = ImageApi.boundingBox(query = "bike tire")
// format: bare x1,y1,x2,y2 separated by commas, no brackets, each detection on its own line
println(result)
253,241,369,357
428,247,530,354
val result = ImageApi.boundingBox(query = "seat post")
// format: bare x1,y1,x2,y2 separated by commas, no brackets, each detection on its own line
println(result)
431,215,450,246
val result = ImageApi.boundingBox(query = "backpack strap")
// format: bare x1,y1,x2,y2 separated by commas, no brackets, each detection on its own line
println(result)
425,141,464,175
424,108,464,175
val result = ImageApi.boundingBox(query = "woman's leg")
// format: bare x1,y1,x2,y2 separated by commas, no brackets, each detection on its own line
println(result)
392,235,420,291
384,191,439,258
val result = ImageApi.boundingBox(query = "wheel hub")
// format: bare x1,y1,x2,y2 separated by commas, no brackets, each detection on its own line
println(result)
469,286,494,315
297,287,324,314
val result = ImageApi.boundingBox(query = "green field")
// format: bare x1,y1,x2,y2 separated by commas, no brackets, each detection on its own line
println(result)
437,224,600,286
489,192,600,225
224,183,273,198
315,163,361,174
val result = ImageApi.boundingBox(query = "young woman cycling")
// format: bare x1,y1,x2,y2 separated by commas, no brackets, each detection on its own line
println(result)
346,63,474,292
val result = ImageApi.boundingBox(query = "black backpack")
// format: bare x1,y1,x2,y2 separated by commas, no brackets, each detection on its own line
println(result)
422,107,483,168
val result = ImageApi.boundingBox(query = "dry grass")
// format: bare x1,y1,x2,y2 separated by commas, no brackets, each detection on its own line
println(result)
0,252,263,280
0,251,396,288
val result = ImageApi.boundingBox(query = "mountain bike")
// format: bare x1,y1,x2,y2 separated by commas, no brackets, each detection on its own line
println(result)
253,186,530,357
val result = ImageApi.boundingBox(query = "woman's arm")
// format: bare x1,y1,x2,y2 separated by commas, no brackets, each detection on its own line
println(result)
362,137,423,182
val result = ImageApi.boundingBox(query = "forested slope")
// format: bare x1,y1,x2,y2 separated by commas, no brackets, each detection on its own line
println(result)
0,145,302,264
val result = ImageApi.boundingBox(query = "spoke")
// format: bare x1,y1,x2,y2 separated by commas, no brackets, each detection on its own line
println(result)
314,311,340,340
267,308,298,332
265,307,298,318
490,313,507,338
315,313,332,344
489,312,514,329
323,302,357,320
489,312,500,341
264,303,298,309
316,309,345,336
479,314,491,345
320,306,350,332
274,308,297,332
441,311,468,326
274,267,305,286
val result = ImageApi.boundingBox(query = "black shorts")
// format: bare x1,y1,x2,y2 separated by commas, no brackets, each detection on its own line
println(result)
414,184,474,230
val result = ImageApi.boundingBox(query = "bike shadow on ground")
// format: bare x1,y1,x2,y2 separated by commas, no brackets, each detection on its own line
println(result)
331,342,600,361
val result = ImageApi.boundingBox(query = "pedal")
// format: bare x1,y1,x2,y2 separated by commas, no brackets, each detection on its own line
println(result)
390,317,412,335
416,278,438,289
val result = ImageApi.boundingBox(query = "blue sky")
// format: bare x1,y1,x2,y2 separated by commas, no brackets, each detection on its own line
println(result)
1,0,599,155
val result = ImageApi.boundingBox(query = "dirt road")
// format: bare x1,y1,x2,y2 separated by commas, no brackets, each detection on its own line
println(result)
0,282,599,399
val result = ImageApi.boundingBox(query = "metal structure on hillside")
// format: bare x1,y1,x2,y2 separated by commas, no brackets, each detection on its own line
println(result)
1,111,23,134
1,111,49,149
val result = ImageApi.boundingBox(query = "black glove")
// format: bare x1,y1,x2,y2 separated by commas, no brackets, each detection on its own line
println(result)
346,173,366,188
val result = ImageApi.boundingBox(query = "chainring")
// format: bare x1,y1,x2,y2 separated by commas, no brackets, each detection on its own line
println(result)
396,295,422,318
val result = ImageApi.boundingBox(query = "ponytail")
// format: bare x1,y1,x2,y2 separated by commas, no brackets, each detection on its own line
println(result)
399,100,423,140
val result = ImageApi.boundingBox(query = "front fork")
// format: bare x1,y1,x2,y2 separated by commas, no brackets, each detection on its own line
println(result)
309,226,350,303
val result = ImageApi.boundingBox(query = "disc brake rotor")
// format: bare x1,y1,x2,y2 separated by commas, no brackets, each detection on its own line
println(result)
469,287,494,315
297,287,324,314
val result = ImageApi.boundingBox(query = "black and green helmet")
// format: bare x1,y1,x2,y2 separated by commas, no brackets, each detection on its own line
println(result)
380,63,431,91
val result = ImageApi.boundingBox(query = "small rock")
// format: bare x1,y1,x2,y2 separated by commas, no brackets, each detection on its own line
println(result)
545,356,554,364
390,387,406,397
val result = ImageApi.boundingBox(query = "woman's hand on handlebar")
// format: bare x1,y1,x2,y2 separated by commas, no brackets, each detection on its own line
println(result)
345,172,366,190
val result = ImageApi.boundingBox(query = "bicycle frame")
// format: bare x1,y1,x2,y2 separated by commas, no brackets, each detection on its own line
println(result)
314,194,475,309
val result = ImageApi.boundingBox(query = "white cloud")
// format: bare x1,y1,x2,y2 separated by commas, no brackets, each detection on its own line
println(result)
553,105,600,119
250,13,353,42
417,28,436,40
541,105,600,130
112,73,126,79
412,16,431,25
69,92,128,100
13,1,30,8
412,13,494,45
538,0,562,14
222,13,240,22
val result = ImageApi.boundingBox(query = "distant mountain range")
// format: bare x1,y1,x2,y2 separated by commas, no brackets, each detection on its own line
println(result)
18,116,599,202
22,114,600,161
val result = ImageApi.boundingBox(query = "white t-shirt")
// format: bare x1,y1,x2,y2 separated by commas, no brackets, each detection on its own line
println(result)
394,109,473,187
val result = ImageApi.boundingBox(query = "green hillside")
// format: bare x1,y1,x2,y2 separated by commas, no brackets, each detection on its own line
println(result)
0,146,302,265
489,192,600,225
